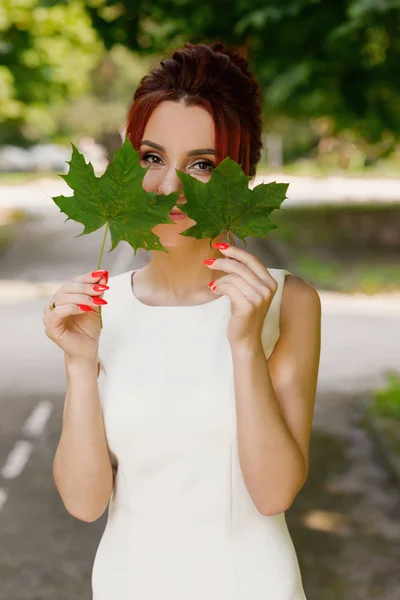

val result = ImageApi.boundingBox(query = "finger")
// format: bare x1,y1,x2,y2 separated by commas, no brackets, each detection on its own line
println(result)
43,298,94,320
206,256,265,290
212,243,276,287
55,280,110,299
210,276,254,311
44,303,95,333
48,292,107,313
206,256,278,295
48,270,109,312
71,269,109,285
212,275,275,308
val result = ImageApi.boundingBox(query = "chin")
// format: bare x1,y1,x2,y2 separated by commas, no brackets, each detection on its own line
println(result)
151,219,196,245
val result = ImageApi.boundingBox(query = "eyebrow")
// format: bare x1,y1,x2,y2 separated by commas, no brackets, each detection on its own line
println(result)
140,140,215,156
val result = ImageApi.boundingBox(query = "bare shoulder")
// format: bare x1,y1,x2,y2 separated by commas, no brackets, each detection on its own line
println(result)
283,273,320,298
268,272,321,376
281,274,321,327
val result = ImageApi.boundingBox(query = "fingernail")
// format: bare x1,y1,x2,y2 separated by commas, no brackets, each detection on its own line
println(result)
212,243,229,250
78,304,93,312
92,270,109,284
92,297,108,305
93,285,109,292
207,280,215,288
203,258,216,265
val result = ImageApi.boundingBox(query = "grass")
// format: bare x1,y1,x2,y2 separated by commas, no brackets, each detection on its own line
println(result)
258,159,400,179
369,371,400,419
0,171,60,185
294,256,400,294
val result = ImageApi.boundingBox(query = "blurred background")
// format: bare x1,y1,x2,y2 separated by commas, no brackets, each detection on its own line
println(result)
0,1,399,598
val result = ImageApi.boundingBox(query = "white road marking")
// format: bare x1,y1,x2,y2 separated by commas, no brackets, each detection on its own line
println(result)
1,440,34,479
23,400,53,437
0,488,7,511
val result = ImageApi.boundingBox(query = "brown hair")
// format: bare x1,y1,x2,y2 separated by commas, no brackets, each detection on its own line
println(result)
125,40,263,179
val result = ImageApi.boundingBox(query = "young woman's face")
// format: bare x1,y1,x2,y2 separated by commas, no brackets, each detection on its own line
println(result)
139,100,217,248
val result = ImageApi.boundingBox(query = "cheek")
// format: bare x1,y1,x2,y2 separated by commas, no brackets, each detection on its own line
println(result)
141,169,160,192
192,173,213,183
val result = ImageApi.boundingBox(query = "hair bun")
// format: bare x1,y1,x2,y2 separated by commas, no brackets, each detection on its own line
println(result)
208,41,252,82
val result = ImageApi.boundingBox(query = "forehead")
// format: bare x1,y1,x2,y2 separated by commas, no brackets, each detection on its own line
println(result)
142,101,215,148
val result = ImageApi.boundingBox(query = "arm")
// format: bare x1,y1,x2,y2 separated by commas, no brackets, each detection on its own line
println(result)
231,275,321,516
53,355,114,522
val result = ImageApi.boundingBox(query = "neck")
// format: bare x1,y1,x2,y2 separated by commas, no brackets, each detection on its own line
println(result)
141,235,230,302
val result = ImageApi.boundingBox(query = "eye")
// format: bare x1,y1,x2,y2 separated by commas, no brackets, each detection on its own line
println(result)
141,153,215,172
191,160,215,173
141,153,162,165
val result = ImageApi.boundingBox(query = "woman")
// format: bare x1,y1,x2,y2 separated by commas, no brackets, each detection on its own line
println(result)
45,41,321,600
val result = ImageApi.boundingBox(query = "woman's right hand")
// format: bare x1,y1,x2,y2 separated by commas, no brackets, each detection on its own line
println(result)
43,270,109,362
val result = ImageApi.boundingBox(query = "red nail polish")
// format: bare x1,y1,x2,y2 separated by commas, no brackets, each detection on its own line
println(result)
212,243,229,250
78,304,93,312
92,270,109,284
208,280,215,288
93,285,109,292
92,297,108,305
203,258,216,265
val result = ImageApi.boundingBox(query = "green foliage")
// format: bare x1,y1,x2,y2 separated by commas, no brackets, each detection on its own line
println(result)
177,157,287,246
85,0,400,144
0,0,103,143
3,1,400,147
295,255,343,287
370,371,400,419
56,45,153,142
52,138,180,254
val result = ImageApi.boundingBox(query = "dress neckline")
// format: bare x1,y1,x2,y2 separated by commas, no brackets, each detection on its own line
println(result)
127,269,230,310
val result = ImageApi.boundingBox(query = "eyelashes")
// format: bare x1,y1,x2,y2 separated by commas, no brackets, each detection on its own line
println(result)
141,153,215,173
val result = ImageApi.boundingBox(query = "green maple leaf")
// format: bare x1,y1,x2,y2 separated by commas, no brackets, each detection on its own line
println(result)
176,156,288,247
52,137,179,327
52,137,180,255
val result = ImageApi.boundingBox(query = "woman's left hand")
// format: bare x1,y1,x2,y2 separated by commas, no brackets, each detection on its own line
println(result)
205,242,279,348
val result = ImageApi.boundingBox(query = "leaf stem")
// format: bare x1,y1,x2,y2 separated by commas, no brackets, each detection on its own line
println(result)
97,222,109,329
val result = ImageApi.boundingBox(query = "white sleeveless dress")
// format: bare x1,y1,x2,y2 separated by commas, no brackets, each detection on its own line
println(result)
92,267,307,600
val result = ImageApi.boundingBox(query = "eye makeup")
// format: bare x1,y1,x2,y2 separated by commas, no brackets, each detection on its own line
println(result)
140,153,215,172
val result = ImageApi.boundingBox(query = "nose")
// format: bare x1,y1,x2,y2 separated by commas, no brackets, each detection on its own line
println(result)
156,167,184,198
